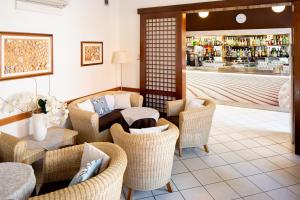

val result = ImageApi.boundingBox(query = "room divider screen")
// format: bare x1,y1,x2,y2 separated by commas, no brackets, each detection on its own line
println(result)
140,12,186,113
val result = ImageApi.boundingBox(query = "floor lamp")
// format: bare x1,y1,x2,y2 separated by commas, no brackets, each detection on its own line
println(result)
112,51,129,91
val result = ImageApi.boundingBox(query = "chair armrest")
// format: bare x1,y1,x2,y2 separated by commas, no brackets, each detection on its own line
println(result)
131,93,143,107
0,132,26,162
166,99,185,117
68,106,99,144
42,145,83,183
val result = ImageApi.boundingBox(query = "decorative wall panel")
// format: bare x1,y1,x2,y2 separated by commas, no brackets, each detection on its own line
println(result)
140,13,185,113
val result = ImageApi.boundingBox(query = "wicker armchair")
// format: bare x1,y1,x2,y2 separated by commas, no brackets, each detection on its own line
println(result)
166,98,216,156
110,118,179,200
29,142,127,200
68,91,143,144
0,132,44,164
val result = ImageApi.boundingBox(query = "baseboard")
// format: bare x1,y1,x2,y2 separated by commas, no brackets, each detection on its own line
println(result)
0,87,140,126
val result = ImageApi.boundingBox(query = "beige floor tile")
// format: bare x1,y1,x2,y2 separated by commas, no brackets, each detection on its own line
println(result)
283,153,300,164
243,193,272,200
267,170,300,186
213,165,243,180
219,152,244,164
253,137,276,146
235,149,263,161
288,184,300,197
232,162,262,176
251,147,278,157
154,192,184,200
181,157,208,171
223,141,247,151
171,172,201,190
267,188,299,200
250,158,280,172
266,144,292,154
226,177,261,197
204,182,240,200
201,155,227,167
192,168,222,185
210,143,231,154
267,155,296,168
247,174,282,191
239,139,261,148
285,165,300,179
181,187,214,200
172,161,189,175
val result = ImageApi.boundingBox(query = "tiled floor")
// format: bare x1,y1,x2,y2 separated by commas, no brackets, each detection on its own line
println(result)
120,105,300,200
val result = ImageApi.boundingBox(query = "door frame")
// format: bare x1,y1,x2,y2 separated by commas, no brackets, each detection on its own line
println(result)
138,0,300,155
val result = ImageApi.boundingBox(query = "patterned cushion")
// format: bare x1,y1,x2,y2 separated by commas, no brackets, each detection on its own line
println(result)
91,97,111,117
81,143,110,173
69,158,102,186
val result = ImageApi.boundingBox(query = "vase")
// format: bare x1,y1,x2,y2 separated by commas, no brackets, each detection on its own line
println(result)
32,113,48,141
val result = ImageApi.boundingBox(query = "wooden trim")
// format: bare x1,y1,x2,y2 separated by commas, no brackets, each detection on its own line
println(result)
81,41,103,66
0,112,32,126
0,87,140,126
121,87,140,93
0,31,53,81
138,0,296,14
293,1,300,154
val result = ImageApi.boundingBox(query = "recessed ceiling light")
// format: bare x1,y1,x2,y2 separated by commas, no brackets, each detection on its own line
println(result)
272,6,286,13
198,11,209,18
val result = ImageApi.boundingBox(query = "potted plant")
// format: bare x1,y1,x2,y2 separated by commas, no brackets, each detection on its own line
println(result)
1,93,69,141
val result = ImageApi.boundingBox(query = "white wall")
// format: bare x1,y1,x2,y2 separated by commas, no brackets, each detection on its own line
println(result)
119,0,217,88
0,0,121,137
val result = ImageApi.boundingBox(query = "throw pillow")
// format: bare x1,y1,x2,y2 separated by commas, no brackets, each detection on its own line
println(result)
77,100,95,112
130,124,169,134
185,98,205,111
69,158,102,186
91,97,111,117
114,93,131,109
81,143,110,173
104,95,115,111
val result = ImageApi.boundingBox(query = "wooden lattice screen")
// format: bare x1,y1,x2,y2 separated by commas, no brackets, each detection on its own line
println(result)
140,13,186,113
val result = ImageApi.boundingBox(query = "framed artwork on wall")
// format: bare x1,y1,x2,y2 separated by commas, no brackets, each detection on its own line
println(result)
81,41,103,66
0,32,53,81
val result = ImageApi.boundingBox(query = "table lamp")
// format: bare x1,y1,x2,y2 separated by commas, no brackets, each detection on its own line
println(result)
112,51,129,91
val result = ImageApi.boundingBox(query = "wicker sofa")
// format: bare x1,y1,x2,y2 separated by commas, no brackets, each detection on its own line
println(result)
30,142,127,200
166,98,216,156
68,91,143,144
110,118,179,200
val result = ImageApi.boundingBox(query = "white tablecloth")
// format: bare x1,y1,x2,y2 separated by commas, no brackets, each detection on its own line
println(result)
121,107,159,126
0,162,36,200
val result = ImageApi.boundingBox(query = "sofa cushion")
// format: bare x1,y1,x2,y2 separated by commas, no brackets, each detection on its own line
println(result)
69,158,102,186
36,180,71,196
167,116,179,127
114,93,131,109
81,143,110,173
91,97,111,117
99,109,123,132
77,100,95,112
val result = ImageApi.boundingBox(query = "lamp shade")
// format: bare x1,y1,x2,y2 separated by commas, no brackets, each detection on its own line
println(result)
112,51,129,64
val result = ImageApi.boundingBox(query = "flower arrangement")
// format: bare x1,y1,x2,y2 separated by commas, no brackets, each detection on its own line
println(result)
1,92,69,127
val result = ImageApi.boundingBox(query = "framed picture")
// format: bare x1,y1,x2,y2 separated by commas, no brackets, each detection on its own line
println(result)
0,32,53,81
81,41,103,66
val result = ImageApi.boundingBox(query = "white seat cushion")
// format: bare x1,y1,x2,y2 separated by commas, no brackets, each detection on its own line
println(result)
114,93,131,109
130,124,169,134
77,100,95,112
185,98,205,111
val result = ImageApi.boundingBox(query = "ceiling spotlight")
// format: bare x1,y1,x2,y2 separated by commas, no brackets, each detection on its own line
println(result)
198,11,209,18
272,6,286,13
